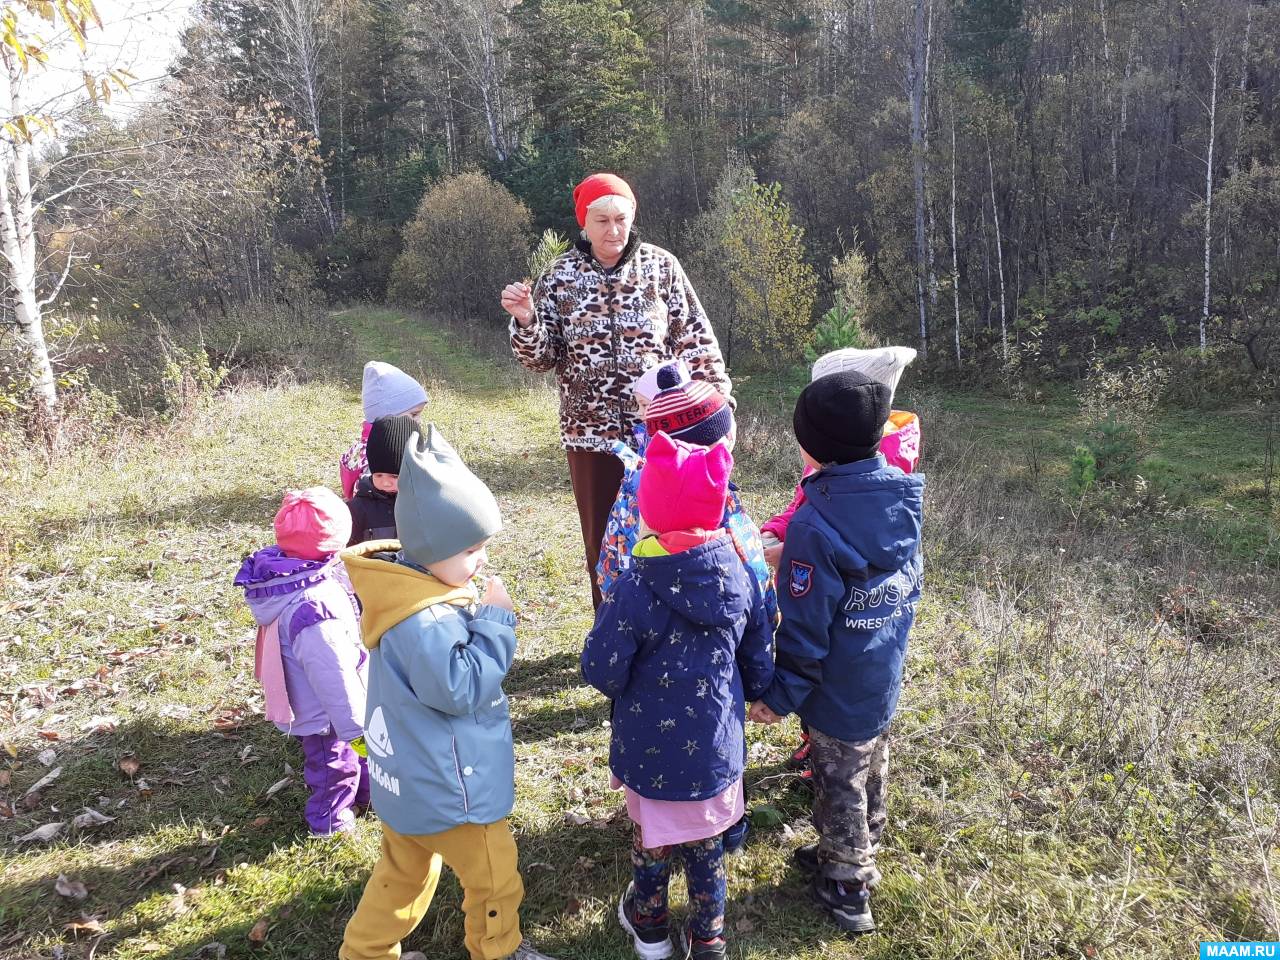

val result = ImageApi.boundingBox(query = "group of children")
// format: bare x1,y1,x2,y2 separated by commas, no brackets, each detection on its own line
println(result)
235,347,925,960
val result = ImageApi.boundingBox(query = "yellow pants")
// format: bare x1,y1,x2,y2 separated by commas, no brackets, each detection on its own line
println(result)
339,819,524,960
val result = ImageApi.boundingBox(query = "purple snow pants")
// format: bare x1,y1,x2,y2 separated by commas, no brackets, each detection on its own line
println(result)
298,731,370,835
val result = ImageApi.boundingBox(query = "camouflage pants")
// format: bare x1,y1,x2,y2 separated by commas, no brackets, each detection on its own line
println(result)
809,726,891,886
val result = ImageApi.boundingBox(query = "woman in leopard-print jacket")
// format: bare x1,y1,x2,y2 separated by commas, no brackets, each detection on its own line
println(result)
501,173,732,609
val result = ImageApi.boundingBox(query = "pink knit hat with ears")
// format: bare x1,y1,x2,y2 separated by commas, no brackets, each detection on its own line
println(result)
638,432,733,534
274,487,352,560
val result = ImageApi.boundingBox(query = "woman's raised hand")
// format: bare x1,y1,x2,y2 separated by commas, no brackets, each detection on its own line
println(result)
500,282,535,327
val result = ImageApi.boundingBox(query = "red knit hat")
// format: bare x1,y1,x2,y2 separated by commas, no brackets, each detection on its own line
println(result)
638,432,733,533
644,378,733,446
573,173,636,227
274,487,352,561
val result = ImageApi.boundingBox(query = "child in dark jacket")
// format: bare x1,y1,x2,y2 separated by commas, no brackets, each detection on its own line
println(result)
235,487,368,836
750,371,925,936
346,414,415,546
583,432,774,960
597,365,778,629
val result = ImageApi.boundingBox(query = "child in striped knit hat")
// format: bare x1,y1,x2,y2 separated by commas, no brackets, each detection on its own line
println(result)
597,364,776,631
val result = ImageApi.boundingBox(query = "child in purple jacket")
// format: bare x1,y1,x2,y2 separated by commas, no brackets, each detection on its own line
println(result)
235,487,369,836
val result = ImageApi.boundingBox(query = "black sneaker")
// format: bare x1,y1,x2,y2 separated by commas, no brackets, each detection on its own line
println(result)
617,883,673,959
811,875,876,934
673,923,728,960
792,842,819,873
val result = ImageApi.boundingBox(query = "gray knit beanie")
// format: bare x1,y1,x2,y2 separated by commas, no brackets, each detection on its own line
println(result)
395,425,502,568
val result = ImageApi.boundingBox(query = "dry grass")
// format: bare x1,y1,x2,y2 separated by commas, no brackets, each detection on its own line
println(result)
1,306,1276,960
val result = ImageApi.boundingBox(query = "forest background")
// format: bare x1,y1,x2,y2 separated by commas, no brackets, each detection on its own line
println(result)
3,0,1280,426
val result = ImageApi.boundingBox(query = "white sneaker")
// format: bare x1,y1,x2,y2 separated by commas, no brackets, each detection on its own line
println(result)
505,939,560,960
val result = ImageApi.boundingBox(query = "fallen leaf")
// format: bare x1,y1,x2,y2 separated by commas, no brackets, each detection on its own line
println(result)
0,800,14,818
82,716,119,733
20,821,66,843
264,777,292,798
562,811,590,826
0,769,10,788
38,729,61,741
191,943,226,959
55,874,89,900
72,808,116,830
736,917,755,933
24,765,62,799
118,754,141,777
563,897,582,916
64,916,106,935
136,778,154,797
2,741,17,759
37,748,57,766
250,816,272,828
247,919,269,945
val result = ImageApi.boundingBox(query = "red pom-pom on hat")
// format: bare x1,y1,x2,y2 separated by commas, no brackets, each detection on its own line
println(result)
573,173,636,227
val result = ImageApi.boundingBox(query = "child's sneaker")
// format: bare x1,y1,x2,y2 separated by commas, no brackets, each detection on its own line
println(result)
786,732,812,769
722,814,750,855
617,883,673,959
504,940,562,960
791,842,819,873
673,924,728,959
811,875,876,934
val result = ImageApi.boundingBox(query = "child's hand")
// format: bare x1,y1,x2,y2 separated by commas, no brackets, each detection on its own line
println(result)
763,542,783,570
748,701,782,725
500,282,535,327
481,575,514,612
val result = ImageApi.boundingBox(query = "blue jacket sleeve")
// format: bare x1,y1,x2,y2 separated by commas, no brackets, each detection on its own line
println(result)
760,519,846,718
736,578,775,703
406,604,517,716
581,583,640,698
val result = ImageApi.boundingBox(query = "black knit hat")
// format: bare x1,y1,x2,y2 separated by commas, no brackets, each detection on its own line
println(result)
793,371,891,465
366,414,417,476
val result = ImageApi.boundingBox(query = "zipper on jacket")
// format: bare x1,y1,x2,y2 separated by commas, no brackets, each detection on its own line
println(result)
451,736,470,813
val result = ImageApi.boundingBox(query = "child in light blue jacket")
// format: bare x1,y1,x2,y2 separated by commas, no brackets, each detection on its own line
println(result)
339,425,557,960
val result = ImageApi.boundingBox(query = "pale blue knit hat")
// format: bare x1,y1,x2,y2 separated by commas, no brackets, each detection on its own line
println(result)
362,361,428,421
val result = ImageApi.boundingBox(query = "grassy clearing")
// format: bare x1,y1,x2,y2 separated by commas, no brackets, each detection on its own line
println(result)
2,306,1278,960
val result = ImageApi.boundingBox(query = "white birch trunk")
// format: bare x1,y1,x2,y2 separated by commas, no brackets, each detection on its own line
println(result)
0,54,56,413
986,130,1008,362
951,108,962,368
909,0,929,360
1201,39,1221,355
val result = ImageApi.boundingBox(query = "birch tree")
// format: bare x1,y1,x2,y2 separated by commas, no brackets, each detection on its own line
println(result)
260,0,338,234
1,0,127,417
907,0,930,360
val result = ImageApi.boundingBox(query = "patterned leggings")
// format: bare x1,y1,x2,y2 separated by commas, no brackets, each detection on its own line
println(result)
630,825,726,941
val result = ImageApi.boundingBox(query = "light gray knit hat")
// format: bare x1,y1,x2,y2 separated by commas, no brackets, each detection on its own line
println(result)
810,346,917,400
362,361,429,421
394,425,501,568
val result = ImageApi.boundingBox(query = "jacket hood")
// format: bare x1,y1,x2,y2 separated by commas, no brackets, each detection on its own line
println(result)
800,456,924,571
234,546,337,626
341,541,475,649
631,535,753,628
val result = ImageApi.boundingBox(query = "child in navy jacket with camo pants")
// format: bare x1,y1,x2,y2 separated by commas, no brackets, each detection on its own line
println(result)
750,370,925,935
583,433,774,960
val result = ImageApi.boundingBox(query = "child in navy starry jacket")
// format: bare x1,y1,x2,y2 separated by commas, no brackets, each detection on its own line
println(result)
582,432,774,960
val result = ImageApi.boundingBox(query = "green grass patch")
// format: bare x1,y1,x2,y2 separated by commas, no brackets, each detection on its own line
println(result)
2,306,1277,959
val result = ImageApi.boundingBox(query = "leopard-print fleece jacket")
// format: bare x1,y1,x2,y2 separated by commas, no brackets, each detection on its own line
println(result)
509,238,732,452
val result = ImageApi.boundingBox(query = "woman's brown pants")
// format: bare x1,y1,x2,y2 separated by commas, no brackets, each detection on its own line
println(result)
565,448,625,610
